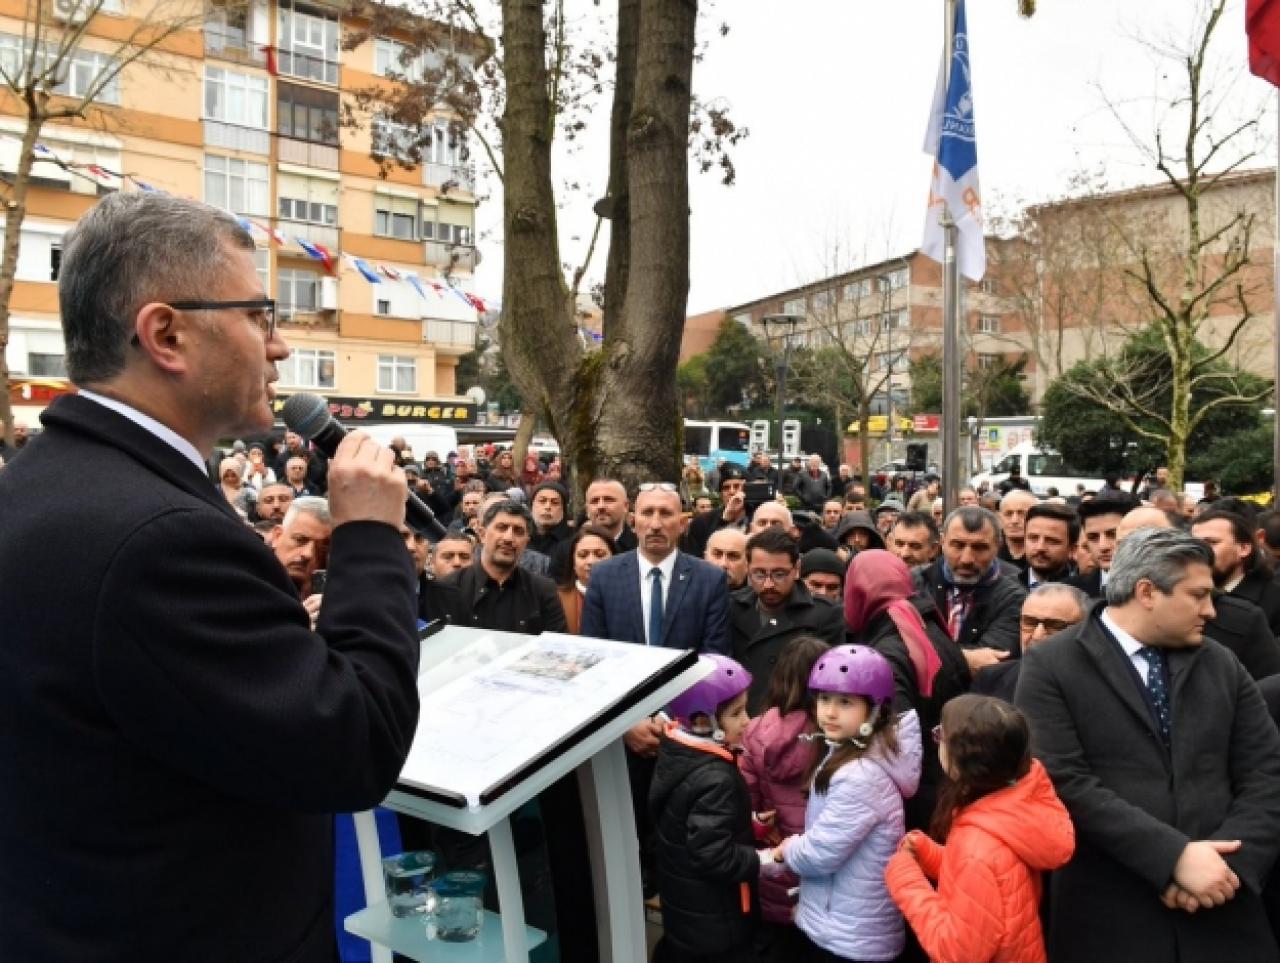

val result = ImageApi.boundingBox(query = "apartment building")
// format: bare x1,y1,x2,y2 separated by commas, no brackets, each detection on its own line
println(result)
722,247,1020,416
3,0,482,426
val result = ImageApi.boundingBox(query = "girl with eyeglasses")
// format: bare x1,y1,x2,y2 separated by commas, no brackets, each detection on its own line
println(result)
886,694,1074,963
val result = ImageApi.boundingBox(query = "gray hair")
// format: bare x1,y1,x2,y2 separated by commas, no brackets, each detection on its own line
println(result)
1105,527,1214,606
1000,488,1038,510
282,496,331,529
942,505,1002,542
1026,582,1090,619
59,192,255,384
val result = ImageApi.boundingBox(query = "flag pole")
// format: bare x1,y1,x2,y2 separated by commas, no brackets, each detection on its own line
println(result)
941,0,963,515
1273,88,1279,505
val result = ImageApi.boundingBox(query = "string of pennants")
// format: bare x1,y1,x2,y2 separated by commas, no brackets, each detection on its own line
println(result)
20,136,497,315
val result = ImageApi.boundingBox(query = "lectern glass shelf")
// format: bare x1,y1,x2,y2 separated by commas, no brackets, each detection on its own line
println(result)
344,625,707,963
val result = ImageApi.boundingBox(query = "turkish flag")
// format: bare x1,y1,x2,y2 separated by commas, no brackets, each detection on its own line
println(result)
1248,0,1280,86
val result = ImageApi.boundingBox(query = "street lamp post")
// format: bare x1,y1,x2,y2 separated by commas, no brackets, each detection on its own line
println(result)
763,314,801,457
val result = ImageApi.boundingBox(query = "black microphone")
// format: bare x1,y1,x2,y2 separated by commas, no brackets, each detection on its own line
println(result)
281,392,448,542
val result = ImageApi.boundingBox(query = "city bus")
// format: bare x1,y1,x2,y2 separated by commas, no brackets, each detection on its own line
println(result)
684,419,751,474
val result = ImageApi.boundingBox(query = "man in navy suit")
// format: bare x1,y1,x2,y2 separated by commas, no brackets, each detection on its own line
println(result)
580,480,731,894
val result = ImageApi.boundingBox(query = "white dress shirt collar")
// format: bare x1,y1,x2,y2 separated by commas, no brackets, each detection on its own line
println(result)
77,389,208,476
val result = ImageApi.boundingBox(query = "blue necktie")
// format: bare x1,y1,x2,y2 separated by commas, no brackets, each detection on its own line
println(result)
648,568,664,647
1138,646,1171,746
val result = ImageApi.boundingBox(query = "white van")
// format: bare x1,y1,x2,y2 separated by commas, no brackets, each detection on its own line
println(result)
361,423,459,463
970,443,1108,496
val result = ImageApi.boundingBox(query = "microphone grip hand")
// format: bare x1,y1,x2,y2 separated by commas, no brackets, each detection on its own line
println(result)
327,431,407,530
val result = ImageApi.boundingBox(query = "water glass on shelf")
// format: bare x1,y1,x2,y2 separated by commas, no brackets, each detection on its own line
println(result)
381,850,438,918
428,870,486,942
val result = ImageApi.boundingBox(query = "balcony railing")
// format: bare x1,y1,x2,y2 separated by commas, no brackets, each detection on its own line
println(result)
424,162,476,194
277,48,338,85
204,27,266,64
423,318,477,349
203,119,270,156
424,241,477,272
277,136,339,171
277,219,338,250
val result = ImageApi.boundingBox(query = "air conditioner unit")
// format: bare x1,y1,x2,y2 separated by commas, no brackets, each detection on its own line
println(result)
319,276,338,311
52,0,90,24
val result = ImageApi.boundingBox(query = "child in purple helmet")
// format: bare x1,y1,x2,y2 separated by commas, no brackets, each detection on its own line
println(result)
763,644,921,962
649,654,759,963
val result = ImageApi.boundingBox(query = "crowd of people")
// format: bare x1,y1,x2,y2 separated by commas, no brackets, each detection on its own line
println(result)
207,425,1280,963
5,189,1280,963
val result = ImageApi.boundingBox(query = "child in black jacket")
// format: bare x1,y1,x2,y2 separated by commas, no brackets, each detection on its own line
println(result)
649,655,761,963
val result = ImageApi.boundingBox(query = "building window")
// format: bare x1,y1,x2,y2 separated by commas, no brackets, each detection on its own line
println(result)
277,81,339,145
276,1,338,84
204,66,268,128
375,195,420,240
376,298,391,315
875,351,907,373
977,353,1001,370
980,277,997,295
204,154,268,214
425,117,463,166
206,0,250,51
278,196,337,224
252,247,269,292
781,297,805,317
879,311,908,332
278,347,335,388
421,220,472,245
50,243,62,281
811,289,834,312
0,36,120,104
880,268,909,291
373,38,426,82
979,315,1000,334
843,278,872,301
378,355,416,394
28,352,66,377
371,114,419,163
278,268,319,315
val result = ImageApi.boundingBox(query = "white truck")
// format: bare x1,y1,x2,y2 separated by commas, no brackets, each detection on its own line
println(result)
969,443,1109,497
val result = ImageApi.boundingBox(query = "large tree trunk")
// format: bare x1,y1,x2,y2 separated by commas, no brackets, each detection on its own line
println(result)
498,0,696,501
592,0,695,489
0,104,46,448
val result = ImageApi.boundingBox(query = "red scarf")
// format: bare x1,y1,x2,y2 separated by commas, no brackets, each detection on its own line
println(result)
843,550,942,696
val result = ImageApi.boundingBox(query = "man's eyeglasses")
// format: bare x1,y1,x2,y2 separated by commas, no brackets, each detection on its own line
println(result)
130,298,277,346
638,482,678,493
748,569,794,585
1019,615,1076,635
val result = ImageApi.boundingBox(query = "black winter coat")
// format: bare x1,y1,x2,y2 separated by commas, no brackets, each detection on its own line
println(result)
728,583,846,713
913,559,1026,654
858,596,970,831
650,735,759,957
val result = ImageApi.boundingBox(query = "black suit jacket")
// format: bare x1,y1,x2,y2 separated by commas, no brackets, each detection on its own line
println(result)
1234,569,1280,637
0,396,420,962
727,583,845,712
1064,568,1103,599
1016,606,1280,963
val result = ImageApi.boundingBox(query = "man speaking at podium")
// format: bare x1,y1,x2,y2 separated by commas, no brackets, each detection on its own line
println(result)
0,193,421,962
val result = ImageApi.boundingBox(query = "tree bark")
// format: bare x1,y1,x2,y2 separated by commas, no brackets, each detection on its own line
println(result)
592,0,695,489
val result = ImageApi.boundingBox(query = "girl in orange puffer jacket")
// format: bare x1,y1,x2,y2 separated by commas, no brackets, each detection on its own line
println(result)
886,695,1075,963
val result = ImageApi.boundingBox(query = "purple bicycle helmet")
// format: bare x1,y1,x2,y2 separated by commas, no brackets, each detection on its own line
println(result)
668,654,753,730
808,644,894,706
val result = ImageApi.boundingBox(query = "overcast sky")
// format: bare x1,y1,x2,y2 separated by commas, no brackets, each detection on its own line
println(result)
470,0,1275,316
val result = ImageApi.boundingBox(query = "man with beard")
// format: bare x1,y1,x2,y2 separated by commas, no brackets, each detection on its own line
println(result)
1193,510,1280,636
728,528,844,712
684,463,748,558
914,506,1026,675
705,527,749,591
255,481,294,523
1021,501,1079,588
529,481,573,558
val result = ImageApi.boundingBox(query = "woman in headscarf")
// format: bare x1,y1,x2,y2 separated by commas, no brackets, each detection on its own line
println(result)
844,549,969,832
